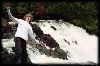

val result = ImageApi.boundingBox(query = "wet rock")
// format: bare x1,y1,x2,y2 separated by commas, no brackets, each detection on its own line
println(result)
63,39,70,45
75,41,77,45
1,49,15,64
31,23,44,38
1,48,32,64
72,40,78,45
30,23,59,48
36,44,51,55
29,23,68,60
50,26,56,30
47,21,50,23
36,44,68,60
40,34,59,48
54,47,68,60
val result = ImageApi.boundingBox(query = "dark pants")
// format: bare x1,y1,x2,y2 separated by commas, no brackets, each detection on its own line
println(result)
13,37,28,64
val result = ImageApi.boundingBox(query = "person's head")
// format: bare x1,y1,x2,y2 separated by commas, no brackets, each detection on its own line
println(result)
23,13,33,23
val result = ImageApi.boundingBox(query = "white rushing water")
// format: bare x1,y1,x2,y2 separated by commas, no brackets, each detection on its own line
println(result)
2,20,98,64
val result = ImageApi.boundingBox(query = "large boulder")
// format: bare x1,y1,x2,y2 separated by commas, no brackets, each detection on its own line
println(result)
1,49,15,64
40,34,59,48
30,23,44,38
31,24,59,48
29,23,68,60
1,48,32,64
35,44,68,60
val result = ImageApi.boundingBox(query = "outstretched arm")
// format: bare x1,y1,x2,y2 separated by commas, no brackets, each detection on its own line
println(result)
7,7,19,24
28,28,39,44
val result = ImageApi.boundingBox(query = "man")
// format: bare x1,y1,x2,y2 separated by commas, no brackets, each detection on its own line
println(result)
6,6,39,64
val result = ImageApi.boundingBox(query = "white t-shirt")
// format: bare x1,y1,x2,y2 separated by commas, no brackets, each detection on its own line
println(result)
7,9,38,44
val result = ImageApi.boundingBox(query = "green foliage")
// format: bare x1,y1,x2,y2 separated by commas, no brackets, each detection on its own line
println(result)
1,2,98,35
85,19,98,31
14,2,29,13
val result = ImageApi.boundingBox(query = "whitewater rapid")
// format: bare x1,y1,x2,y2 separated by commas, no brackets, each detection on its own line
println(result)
2,20,98,64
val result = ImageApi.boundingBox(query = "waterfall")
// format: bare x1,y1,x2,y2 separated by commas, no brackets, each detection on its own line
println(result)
2,20,98,64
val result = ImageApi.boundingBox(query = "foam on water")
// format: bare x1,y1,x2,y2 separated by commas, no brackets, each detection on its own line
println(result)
2,20,98,64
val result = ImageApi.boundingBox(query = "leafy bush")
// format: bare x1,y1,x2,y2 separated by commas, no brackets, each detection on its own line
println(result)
1,2,98,35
